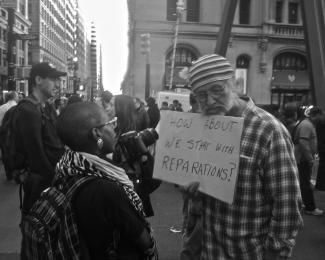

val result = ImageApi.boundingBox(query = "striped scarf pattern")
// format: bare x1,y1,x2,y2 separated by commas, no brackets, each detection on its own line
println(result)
55,148,146,217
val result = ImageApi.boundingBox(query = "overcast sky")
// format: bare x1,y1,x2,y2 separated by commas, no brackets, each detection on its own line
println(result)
79,0,128,94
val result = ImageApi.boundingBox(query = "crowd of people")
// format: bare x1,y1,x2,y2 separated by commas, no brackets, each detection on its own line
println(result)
0,54,324,259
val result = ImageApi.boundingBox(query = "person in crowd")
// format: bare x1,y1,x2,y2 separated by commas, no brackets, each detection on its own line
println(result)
168,103,175,110
0,91,19,180
134,97,150,131
281,106,298,134
180,92,202,260
113,94,157,217
293,106,324,215
188,93,200,113
160,101,169,110
315,109,325,190
146,97,160,128
185,54,303,259
15,62,66,213
0,91,18,126
174,100,184,112
114,95,137,136
53,97,67,116
101,90,115,121
18,92,26,101
55,101,156,259
67,94,83,106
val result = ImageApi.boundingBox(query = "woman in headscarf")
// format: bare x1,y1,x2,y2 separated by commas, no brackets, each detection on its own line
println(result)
56,101,157,259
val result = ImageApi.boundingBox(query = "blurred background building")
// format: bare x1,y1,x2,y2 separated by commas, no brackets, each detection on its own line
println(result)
0,0,96,100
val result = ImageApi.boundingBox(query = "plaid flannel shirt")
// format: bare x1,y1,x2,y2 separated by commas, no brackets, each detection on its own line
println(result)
201,98,303,260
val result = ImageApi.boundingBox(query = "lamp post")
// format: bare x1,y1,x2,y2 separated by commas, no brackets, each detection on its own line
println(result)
72,57,79,94
7,7,16,91
140,33,151,100
169,0,185,90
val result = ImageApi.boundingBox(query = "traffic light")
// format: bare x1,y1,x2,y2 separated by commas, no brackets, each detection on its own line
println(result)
140,33,150,55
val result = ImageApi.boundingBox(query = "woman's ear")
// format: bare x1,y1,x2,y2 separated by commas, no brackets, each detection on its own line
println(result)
90,127,102,141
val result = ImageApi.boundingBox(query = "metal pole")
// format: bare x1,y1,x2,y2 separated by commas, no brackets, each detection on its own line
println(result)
145,53,150,100
214,0,238,56
7,8,16,91
300,0,325,109
169,15,180,90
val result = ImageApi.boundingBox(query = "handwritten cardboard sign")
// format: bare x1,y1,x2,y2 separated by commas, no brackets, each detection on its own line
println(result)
153,111,244,204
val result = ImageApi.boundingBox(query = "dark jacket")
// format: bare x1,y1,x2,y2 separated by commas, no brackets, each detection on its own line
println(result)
15,97,64,185
147,103,160,128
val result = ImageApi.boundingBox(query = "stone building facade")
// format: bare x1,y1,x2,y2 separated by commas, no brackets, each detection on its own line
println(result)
124,0,324,108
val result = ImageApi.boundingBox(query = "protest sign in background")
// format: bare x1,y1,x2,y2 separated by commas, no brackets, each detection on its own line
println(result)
153,111,244,204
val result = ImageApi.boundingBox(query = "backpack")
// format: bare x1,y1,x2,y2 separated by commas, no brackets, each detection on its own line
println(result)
0,98,45,182
21,176,94,260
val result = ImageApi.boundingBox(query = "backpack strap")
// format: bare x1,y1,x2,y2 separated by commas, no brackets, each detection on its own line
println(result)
291,119,304,144
18,97,46,126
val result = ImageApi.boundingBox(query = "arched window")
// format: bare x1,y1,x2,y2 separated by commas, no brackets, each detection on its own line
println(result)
236,54,250,68
273,52,307,70
165,47,198,88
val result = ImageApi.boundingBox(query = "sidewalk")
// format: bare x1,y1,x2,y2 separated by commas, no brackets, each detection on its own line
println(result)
1,170,325,259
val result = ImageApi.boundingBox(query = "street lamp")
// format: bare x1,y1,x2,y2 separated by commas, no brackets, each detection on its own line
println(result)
169,0,185,90
72,57,79,94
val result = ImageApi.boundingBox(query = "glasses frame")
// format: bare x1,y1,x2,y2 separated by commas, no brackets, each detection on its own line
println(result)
94,117,117,129
192,82,228,103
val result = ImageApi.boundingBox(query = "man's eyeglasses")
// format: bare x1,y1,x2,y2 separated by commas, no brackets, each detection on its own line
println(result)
193,84,226,103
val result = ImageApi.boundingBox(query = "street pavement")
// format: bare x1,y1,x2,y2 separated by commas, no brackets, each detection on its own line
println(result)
0,162,325,259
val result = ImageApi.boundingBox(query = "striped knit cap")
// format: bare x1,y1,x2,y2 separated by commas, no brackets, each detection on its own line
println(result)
189,54,234,91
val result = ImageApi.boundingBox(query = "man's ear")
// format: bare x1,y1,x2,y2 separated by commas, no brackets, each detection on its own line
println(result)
35,75,43,85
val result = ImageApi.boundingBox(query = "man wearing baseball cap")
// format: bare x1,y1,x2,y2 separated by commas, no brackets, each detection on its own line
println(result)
184,54,303,259
15,62,66,213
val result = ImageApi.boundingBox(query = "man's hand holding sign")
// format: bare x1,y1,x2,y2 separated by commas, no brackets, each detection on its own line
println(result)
153,110,243,204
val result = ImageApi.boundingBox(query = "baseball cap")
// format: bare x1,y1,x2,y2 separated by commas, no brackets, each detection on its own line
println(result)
189,54,234,92
29,62,67,80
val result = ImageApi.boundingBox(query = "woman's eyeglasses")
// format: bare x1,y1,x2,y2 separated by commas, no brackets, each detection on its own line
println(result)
95,117,117,129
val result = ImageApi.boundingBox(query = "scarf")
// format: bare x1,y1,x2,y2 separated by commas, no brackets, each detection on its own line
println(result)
55,148,146,217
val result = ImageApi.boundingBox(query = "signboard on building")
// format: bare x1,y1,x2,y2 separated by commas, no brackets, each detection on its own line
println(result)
15,33,38,41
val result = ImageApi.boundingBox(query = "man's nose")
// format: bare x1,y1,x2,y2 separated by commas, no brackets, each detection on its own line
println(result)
206,94,215,105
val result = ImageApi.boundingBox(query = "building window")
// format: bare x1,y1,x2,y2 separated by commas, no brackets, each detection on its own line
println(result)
273,52,307,71
19,0,26,16
167,0,200,22
288,2,298,24
1,10,6,18
167,0,177,21
236,54,250,68
239,0,251,25
165,46,198,88
275,0,283,23
187,0,200,22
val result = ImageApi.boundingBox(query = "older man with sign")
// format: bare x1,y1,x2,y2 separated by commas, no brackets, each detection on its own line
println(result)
155,54,303,260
